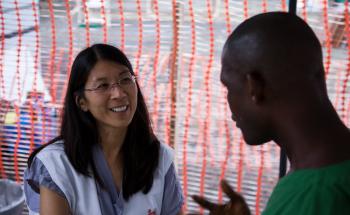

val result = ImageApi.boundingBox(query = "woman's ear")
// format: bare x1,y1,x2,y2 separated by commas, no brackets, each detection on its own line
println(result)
75,95,88,112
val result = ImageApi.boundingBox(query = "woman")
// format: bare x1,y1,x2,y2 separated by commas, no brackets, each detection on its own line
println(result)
24,44,184,215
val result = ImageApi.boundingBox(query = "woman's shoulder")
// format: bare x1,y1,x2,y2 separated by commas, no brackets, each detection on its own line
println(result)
159,142,174,159
36,140,65,158
157,143,174,174
34,140,72,172
33,140,78,184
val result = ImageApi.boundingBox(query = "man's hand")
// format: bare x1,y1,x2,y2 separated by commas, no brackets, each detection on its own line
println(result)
189,180,251,215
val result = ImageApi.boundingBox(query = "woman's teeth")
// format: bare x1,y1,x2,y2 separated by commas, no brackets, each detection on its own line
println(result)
111,106,127,112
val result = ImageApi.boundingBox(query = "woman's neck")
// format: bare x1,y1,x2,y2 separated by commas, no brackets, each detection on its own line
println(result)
98,127,127,163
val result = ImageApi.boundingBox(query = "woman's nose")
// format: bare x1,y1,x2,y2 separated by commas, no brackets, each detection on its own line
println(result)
109,84,126,98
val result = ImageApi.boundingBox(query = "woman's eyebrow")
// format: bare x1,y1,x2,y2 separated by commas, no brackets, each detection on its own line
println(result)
89,69,131,83
91,77,108,82
119,70,130,76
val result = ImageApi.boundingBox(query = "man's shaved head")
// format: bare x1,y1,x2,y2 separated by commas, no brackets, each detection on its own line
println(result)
222,12,326,94
220,12,330,146
192,12,350,215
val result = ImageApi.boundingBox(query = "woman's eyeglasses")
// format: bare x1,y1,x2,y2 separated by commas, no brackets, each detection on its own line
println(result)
84,75,136,94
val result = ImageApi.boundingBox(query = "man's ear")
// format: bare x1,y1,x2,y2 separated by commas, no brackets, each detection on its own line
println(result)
75,95,88,112
246,72,265,104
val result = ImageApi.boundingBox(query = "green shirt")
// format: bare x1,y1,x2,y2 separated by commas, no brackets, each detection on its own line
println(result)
263,160,350,215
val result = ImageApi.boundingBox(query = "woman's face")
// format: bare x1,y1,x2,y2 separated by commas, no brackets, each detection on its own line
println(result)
78,60,138,132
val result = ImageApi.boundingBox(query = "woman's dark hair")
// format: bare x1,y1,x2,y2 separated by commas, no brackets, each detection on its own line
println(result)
28,43,160,200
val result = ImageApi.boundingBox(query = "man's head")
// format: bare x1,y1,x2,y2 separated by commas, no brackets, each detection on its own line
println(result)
221,12,326,145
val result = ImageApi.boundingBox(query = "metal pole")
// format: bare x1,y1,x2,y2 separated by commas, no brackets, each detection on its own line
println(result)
279,149,287,178
289,0,297,14
279,0,298,179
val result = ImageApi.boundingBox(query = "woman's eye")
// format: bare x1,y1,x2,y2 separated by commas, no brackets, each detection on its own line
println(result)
96,83,109,90
120,77,132,84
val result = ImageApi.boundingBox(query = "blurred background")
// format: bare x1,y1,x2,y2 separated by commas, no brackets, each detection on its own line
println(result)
0,0,349,214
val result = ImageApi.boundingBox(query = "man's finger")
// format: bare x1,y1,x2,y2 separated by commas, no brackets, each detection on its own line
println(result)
221,179,244,202
192,195,217,210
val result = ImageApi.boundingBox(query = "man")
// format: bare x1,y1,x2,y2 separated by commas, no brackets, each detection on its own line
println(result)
192,12,350,215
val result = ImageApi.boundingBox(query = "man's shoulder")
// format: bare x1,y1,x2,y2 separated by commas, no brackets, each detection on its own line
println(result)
264,185,350,215
263,166,350,215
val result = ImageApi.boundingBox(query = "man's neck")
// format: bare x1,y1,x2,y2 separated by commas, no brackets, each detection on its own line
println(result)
275,107,350,171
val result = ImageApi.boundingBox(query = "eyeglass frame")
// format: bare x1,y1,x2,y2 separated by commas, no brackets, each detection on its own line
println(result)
83,75,137,94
